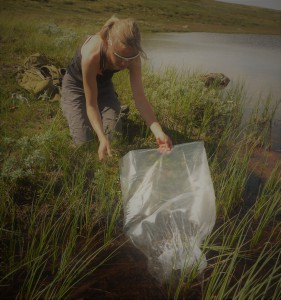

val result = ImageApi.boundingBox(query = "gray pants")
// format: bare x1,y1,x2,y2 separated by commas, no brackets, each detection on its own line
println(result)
61,72,122,144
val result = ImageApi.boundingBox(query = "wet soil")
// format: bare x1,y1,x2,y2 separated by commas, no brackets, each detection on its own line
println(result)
243,147,281,211
69,241,202,300
69,243,165,300
248,147,281,179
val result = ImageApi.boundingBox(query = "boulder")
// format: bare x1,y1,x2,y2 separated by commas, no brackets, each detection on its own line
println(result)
200,73,230,88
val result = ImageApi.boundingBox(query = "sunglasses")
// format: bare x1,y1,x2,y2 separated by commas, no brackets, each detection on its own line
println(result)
113,51,140,62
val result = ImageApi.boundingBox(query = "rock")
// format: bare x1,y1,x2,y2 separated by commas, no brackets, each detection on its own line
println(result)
200,73,230,88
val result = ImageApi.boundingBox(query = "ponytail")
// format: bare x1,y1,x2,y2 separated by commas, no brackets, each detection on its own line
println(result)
99,15,119,40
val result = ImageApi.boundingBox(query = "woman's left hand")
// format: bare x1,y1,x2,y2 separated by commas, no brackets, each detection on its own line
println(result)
156,132,173,154
150,122,173,153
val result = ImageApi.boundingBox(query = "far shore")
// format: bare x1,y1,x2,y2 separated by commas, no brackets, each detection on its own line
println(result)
1,0,280,36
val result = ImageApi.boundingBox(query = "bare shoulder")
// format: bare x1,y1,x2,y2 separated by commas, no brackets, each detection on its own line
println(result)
81,35,102,67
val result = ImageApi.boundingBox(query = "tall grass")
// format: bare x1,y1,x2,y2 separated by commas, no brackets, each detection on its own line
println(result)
1,2,280,298
1,66,280,299
114,66,280,298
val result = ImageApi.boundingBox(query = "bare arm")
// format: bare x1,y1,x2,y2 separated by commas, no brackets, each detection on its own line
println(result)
129,59,157,126
129,58,173,152
81,46,111,160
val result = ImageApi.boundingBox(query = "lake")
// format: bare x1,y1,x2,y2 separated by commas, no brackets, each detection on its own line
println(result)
216,0,281,11
142,32,281,151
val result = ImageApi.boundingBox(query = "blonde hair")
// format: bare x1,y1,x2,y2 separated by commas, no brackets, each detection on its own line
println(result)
99,16,146,59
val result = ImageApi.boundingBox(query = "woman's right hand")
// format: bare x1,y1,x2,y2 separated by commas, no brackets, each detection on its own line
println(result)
98,137,112,161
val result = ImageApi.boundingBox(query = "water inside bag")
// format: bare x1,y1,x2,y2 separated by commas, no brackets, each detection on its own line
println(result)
120,141,216,283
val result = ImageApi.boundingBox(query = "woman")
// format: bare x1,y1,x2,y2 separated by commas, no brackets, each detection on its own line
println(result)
61,16,172,160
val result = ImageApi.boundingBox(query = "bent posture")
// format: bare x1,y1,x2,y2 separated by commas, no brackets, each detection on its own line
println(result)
61,16,172,160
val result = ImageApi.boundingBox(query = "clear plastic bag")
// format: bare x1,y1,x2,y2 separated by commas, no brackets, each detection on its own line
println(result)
120,141,216,283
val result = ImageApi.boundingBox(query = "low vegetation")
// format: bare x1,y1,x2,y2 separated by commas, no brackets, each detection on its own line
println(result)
1,0,280,299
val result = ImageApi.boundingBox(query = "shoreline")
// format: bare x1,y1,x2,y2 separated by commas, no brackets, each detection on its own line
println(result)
249,147,281,180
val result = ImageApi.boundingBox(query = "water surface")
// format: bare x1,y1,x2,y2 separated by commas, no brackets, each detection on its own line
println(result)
142,32,281,150
216,0,281,11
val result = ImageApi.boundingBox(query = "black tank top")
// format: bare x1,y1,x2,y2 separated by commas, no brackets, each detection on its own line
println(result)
66,36,118,86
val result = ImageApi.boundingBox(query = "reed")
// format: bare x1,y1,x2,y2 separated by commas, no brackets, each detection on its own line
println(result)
1,2,280,298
